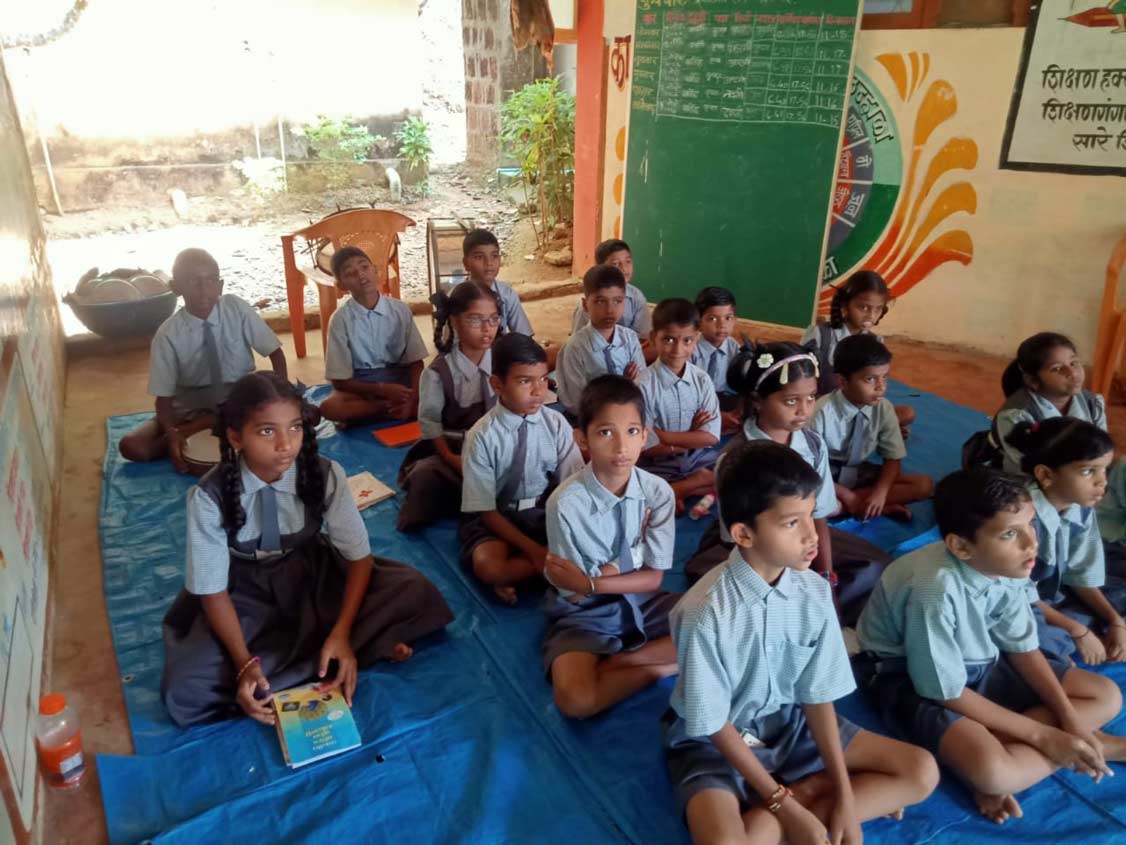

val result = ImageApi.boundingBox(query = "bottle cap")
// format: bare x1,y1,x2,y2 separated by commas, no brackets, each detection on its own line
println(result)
39,694,66,716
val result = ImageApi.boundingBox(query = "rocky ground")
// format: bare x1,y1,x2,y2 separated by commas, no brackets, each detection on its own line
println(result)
46,165,573,336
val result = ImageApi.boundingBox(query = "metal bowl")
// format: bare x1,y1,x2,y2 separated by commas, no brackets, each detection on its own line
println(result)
64,290,178,338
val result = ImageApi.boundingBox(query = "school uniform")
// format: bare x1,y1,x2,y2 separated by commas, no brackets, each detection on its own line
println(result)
458,401,584,563
569,283,652,339
664,548,858,811
854,542,1068,753
324,294,428,386
147,294,281,416
638,360,721,481
541,464,679,674
397,348,495,531
800,323,881,396
1096,457,1126,577
161,456,453,727
690,335,741,409
489,279,535,336
684,419,891,624
812,389,906,489
994,387,1107,474
555,323,646,413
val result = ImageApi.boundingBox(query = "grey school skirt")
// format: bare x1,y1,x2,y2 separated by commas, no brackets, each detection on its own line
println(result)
541,589,679,676
663,704,860,813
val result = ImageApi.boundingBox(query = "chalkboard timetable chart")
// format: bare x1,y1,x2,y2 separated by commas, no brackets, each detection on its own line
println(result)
633,9,855,128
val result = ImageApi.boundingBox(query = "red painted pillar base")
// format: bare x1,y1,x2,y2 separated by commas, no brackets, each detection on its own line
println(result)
572,0,606,273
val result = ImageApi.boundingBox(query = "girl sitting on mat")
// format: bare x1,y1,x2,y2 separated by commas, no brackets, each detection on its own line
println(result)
1009,418,1126,666
397,282,500,532
683,341,890,625
993,332,1107,474
161,372,453,727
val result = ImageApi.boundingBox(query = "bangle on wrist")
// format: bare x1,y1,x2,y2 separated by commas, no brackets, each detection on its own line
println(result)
586,574,597,597
765,784,792,814
236,655,261,682
1110,622,1126,630
1074,628,1091,640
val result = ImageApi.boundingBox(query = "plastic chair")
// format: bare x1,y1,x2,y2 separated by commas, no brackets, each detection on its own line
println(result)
281,209,416,358
1093,233,1126,397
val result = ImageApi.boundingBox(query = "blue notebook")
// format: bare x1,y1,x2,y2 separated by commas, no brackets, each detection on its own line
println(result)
272,684,361,769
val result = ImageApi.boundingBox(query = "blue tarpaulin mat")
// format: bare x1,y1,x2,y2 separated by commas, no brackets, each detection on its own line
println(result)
95,383,1126,843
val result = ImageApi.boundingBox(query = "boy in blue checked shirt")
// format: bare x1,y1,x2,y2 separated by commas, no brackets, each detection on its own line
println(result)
639,298,721,510
542,375,680,718
556,264,647,414
320,246,428,424
461,332,583,605
856,468,1126,825
811,333,932,521
691,286,742,434
666,440,937,845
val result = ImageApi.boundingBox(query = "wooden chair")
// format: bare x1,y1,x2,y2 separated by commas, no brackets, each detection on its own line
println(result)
1093,233,1126,397
281,209,416,358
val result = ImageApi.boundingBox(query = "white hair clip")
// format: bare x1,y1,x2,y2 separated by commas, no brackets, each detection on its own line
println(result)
754,352,819,391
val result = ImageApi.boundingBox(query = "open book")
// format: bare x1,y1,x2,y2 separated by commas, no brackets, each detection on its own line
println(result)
272,683,362,769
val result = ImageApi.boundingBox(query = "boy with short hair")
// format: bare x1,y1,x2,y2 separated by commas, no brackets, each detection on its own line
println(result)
556,265,647,413
461,228,534,337
811,333,932,521
570,238,652,343
856,467,1126,824
666,440,938,844
119,247,287,470
639,298,721,508
461,332,583,604
691,285,741,434
320,246,428,423
543,374,680,718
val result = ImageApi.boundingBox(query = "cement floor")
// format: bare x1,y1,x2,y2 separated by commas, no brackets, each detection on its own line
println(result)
40,296,1123,844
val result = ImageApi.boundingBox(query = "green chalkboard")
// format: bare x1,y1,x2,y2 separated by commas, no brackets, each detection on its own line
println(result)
624,1,861,328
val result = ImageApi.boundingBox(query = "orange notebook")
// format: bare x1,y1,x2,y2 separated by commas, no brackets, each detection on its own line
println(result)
373,421,422,448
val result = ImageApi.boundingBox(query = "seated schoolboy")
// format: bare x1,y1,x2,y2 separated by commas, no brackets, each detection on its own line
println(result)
856,467,1126,824
1008,419,1126,665
556,264,647,413
812,333,932,521
690,286,742,434
461,332,584,604
639,298,720,508
570,238,652,353
543,375,680,718
319,246,428,424
665,440,938,845
119,247,287,471
397,281,499,532
1097,457,1126,578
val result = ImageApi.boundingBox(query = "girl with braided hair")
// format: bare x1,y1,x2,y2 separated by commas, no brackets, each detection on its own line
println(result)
161,372,452,726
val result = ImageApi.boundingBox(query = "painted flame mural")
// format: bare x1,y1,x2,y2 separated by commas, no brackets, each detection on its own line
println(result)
820,52,978,315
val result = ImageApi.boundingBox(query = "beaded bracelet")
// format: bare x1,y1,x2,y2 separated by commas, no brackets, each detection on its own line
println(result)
236,655,261,682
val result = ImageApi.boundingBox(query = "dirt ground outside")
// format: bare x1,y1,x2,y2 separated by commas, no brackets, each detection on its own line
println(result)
47,165,574,337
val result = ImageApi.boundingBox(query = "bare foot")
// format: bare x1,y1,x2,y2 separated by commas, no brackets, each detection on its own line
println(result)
1095,731,1126,762
390,642,413,662
974,791,1022,824
493,585,518,606
882,504,913,523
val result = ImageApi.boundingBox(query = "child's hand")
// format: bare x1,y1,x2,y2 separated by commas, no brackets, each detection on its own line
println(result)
829,792,863,845
1104,625,1126,662
776,796,831,845
720,409,741,434
168,429,189,474
859,489,888,521
624,361,640,381
691,409,717,431
236,664,275,725
545,552,590,595
1073,628,1107,665
317,630,358,706
1039,724,1111,781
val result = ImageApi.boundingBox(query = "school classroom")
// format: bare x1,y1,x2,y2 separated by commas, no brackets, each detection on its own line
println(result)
4,1,1126,844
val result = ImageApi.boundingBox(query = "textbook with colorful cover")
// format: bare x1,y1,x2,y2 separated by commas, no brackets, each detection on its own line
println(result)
272,683,362,768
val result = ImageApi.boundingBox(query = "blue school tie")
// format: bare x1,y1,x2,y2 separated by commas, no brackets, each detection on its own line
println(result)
616,499,635,573
480,369,496,410
602,345,618,375
838,410,871,488
498,419,528,507
707,349,720,382
258,485,282,552
202,320,224,405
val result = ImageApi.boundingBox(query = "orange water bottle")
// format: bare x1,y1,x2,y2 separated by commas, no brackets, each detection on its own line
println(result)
36,694,85,788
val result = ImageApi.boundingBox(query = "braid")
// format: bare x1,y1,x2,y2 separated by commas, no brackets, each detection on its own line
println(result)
828,285,844,329
296,408,327,526
431,290,454,355
488,286,506,336
217,434,246,533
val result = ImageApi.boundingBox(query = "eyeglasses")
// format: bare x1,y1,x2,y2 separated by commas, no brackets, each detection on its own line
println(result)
462,314,501,328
